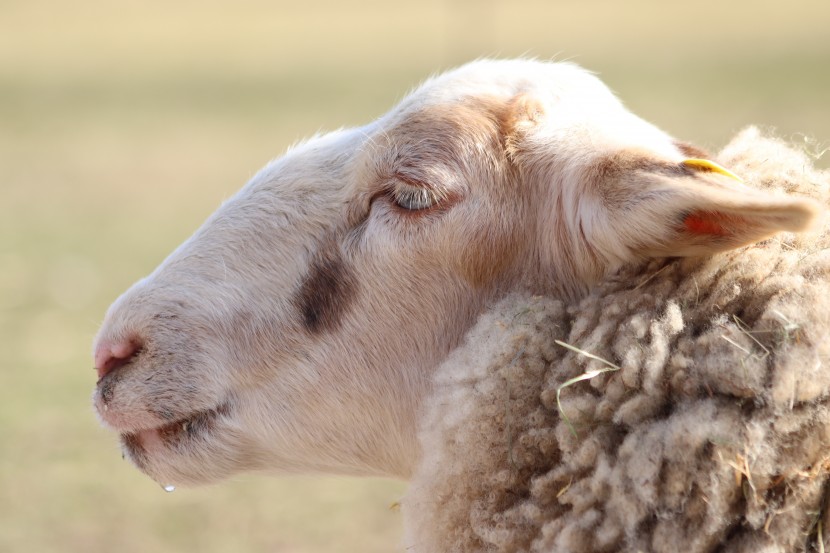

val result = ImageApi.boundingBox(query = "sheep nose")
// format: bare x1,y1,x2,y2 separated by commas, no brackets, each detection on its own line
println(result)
94,339,141,380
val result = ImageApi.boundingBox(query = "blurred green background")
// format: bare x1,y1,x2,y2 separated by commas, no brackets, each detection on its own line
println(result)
0,1,827,552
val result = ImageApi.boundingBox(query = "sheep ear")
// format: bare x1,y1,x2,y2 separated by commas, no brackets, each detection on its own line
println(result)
607,156,821,258
667,195,819,256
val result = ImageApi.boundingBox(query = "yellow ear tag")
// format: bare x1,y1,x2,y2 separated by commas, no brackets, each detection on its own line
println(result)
682,159,743,183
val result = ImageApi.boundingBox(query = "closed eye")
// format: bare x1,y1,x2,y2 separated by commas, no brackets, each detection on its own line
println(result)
392,182,440,211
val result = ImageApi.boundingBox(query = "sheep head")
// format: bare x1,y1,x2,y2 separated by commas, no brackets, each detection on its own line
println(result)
92,59,818,487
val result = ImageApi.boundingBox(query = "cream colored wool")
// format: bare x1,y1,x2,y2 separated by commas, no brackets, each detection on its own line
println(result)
405,128,830,553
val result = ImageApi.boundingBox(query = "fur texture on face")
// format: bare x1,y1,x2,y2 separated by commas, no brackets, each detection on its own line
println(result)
92,60,817,489
405,127,830,552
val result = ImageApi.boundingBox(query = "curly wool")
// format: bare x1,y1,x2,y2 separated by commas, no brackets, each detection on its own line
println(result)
405,128,830,553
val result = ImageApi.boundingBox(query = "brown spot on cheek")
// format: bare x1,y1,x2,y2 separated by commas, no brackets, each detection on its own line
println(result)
294,243,357,334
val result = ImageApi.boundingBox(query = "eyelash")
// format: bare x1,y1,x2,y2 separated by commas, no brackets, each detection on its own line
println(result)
390,182,440,211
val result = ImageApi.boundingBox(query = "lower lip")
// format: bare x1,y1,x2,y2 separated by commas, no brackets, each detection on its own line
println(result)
118,401,231,459
121,403,227,448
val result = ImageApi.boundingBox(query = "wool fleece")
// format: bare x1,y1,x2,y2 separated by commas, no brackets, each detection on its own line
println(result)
405,128,830,553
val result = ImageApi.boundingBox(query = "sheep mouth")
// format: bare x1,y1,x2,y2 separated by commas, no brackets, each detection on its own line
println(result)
120,403,231,466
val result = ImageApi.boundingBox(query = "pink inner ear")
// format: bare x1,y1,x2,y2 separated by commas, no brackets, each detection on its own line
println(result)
683,211,736,237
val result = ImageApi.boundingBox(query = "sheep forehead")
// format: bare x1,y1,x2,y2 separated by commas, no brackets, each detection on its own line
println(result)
236,60,641,209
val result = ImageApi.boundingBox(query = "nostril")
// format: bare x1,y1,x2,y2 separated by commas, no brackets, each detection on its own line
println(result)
95,339,141,380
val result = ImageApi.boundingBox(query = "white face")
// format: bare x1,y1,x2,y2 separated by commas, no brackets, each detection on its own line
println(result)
92,59,817,487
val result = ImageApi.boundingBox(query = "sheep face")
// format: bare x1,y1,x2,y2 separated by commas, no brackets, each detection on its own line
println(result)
92,59,817,487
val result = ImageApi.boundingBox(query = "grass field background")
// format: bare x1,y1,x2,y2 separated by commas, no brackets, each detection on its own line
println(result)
1,1,828,551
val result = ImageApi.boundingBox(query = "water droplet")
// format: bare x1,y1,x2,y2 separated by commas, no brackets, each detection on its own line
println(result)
163,485,176,493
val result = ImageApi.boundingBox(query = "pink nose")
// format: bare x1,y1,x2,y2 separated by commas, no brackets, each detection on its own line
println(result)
94,339,140,380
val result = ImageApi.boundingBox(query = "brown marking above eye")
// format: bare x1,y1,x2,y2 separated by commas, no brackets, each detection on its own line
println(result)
293,240,357,334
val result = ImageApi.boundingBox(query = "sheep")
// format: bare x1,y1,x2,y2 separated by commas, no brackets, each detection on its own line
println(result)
405,127,830,552
91,59,822,548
